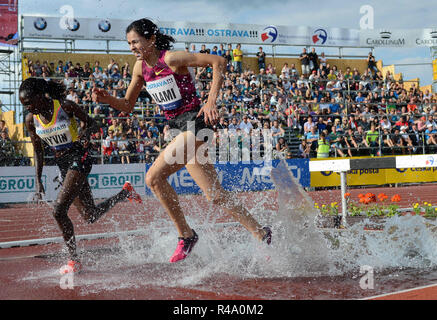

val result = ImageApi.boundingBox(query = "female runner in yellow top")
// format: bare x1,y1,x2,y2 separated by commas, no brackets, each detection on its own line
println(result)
20,77,142,274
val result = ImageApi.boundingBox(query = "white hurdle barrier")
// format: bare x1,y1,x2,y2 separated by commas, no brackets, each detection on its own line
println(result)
309,154,437,226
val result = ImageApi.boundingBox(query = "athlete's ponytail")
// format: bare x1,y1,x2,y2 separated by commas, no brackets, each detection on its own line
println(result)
19,77,66,100
126,18,175,51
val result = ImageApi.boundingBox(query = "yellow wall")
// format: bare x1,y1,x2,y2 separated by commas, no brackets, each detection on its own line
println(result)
0,110,32,161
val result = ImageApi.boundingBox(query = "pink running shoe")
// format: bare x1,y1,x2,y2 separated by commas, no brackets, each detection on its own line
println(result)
59,260,82,274
123,181,142,203
169,229,199,263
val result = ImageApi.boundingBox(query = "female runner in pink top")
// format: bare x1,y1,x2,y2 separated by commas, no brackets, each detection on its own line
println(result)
93,18,271,263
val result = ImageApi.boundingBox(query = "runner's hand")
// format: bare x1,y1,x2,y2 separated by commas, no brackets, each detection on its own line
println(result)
197,101,219,126
92,88,110,103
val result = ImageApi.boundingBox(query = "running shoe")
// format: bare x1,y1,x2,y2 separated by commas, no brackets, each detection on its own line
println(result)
123,181,142,203
262,226,272,245
169,229,199,263
59,259,82,274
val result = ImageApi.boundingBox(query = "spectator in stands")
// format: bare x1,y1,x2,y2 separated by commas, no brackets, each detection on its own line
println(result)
0,131,15,166
425,124,437,147
299,48,310,77
108,118,123,138
117,133,130,164
306,125,319,154
319,52,327,69
256,46,266,71
102,129,117,164
274,137,289,159
0,120,8,136
143,129,160,163
308,48,319,73
366,122,380,156
316,132,330,158
367,52,378,73
303,115,316,134
298,139,311,158
271,120,285,145
232,43,243,74
328,125,346,157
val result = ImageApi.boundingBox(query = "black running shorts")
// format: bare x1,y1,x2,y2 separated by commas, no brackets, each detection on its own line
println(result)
55,143,93,180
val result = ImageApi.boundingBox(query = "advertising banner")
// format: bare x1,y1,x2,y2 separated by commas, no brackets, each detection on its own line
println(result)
22,15,360,47
0,163,145,203
360,28,437,48
0,0,18,47
143,159,310,196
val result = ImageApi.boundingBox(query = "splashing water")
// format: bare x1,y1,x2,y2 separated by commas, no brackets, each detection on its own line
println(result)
21,160,437,294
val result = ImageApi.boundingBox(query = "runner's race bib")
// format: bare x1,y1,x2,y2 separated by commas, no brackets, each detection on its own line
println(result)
36,123,74,149
146,75,182,111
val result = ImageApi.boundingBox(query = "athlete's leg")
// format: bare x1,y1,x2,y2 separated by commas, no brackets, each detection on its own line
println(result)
72,180,131,224
186,138,266,241
145,132,190,238
52,169,87,260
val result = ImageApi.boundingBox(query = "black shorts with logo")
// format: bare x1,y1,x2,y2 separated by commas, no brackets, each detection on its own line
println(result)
55,142,93,180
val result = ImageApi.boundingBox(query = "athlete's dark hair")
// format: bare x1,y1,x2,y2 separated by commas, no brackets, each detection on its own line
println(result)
126,18,175,51
19,77,66,100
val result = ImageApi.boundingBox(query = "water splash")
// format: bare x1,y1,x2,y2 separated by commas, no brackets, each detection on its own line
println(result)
19,160,437,295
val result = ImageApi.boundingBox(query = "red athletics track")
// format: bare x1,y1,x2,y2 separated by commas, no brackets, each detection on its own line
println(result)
1,185,437,300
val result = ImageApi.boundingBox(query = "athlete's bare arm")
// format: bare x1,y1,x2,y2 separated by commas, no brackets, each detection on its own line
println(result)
165,51,227,125
61,99,99,140
25,113,45,196
92,60,144,113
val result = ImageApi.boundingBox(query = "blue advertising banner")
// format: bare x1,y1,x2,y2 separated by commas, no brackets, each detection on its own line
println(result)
144,159,310,195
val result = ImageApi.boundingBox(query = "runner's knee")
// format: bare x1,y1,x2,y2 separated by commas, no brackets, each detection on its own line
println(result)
53,201,69,221
146,171,165,191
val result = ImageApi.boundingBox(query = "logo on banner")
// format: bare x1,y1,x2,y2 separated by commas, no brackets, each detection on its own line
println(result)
33,17,47,31
261,26,278,43
98,20,111,33
312,28,328,44
65,18,80,32
426,156,435,166
88,172,144,190
365,30,405,46
416,30,437,46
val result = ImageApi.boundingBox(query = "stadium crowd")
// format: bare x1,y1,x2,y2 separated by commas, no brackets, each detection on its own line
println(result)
14,45,437,164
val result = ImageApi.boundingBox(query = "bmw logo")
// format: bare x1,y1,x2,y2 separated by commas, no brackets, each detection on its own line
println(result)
34,17,47,31
98,20,111,33
66,19,80,32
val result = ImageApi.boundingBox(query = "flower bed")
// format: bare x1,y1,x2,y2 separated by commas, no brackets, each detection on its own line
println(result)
315,192,437,229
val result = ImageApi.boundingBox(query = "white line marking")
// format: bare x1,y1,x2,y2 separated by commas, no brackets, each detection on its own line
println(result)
0,222,240,249
361,282,437,300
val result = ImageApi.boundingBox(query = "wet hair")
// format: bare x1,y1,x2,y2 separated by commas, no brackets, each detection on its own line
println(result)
126,18,175,50
19,77,66,100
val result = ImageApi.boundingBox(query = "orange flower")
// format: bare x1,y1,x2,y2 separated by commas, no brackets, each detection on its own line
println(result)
344,192,351,199
365,193,376,203
358,193,365,199
378,193,388,202
391,194,401,202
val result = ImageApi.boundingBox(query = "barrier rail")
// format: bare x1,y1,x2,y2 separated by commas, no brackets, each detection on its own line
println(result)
309,154,437,225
